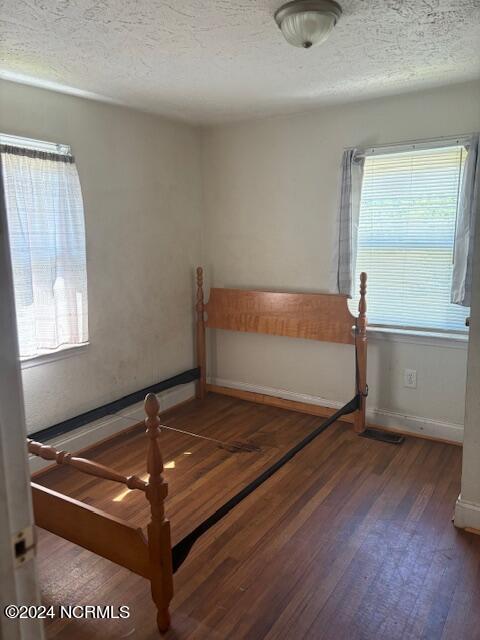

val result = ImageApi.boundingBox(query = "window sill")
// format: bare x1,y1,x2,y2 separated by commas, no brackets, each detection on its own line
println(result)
367,327,468,349
20,343,89,369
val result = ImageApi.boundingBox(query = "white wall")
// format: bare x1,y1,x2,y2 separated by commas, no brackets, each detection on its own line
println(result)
0,80,203,433
201,80,480,441
455,154,480,529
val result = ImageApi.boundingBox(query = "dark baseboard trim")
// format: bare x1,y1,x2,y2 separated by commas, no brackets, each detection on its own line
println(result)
31,367,200,443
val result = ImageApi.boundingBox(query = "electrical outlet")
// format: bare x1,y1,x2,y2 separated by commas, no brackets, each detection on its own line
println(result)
404,369,417,389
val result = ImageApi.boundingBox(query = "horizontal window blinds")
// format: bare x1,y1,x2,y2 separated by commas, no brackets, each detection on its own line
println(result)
350,145,469,332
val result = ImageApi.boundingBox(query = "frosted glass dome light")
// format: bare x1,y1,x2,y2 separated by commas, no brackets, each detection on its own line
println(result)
274,0,342,49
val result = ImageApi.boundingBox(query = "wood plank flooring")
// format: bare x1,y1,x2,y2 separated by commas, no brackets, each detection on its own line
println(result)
34,393,480,640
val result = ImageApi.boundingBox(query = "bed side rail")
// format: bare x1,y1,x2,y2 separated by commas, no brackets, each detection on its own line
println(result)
27,439,147,491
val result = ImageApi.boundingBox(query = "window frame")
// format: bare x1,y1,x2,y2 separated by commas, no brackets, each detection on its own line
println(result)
350,135,471,338
20,342,90,368
1,132,89,363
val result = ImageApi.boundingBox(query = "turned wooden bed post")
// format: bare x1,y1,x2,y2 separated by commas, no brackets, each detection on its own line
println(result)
354,272,368,433
196,266,207,399
144,393,173,633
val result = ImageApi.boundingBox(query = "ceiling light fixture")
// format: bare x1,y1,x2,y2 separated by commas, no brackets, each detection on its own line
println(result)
274,0,342,49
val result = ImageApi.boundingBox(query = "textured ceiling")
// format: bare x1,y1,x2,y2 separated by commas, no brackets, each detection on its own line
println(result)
1,0,479,124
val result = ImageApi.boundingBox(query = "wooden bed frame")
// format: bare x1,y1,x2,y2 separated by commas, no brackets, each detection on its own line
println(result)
28,267,367,634
195,266,368,433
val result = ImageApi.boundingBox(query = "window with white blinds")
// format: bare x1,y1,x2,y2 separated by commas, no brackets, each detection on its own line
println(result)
350,144,470,333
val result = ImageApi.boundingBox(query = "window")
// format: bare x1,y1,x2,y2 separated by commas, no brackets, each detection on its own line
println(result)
351,143,470,333
1,134,88,359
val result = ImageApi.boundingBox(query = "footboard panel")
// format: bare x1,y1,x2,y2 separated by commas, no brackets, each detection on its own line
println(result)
32,482,151,579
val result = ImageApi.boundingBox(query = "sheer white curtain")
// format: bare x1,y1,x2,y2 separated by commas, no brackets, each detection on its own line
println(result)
1,146,88,358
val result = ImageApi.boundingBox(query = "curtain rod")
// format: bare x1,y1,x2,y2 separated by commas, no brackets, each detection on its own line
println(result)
353,132,473,159
0,132,71,156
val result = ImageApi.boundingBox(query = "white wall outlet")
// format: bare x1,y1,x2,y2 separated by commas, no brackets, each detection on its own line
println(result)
404,369,417,389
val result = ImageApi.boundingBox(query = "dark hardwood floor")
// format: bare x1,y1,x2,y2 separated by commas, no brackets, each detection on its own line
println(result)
34,393,480,639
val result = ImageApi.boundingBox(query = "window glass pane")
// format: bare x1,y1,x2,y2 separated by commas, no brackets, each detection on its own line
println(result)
350,145,470,332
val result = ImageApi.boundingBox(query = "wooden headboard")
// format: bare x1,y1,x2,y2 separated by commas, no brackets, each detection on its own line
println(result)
205,288,356,345
194,267,368,432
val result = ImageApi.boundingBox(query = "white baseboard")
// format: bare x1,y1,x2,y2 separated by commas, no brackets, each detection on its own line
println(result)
454,496,480,531
367,407,464,444
209,377,464,444
29,382,195,473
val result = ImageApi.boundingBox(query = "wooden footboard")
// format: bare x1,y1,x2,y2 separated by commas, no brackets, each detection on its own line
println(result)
31,482,151,578
29,393,174,634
